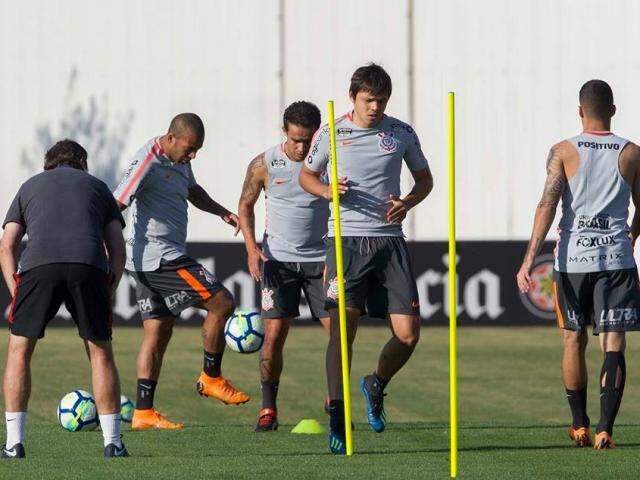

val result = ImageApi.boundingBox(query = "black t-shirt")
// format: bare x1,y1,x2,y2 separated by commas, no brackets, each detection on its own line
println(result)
2,166,125,273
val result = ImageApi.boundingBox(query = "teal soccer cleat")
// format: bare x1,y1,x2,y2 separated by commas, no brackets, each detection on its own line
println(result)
360,375,387,433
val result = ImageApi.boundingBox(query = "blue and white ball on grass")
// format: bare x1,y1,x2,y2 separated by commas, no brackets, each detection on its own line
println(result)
224,310,264,354
120,395,135,423
57,390,98,432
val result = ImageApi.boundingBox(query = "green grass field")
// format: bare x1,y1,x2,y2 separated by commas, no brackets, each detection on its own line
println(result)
1,326,640,479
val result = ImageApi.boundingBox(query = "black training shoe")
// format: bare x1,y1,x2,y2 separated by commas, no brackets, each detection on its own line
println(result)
0,443,25,459
104,443,129,458
361,375,387,433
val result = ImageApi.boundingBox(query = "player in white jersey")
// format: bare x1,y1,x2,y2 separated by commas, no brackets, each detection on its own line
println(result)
300,64,433,454
238,101,330,431
114,113,249,430
518,80,640,449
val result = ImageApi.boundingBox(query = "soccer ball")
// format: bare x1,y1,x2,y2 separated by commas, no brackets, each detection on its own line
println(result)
224,310,264,353
120,395,135,423
57,390,98,432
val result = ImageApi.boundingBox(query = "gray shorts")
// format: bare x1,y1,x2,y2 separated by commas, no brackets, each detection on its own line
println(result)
129,256,231,320
553,268,640,334
260,260,328,321
324,236,420,317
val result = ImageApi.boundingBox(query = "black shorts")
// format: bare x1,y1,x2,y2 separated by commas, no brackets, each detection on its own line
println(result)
554,268,640,334
8,263,112,341
260,260,329,321
129,256,231,321
324,236,420,317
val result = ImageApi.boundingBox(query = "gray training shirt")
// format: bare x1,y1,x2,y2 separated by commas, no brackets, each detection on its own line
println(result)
113,137,197,272
305,112,428,237
262,143,329,262
3,166,125,273
555,132,636,273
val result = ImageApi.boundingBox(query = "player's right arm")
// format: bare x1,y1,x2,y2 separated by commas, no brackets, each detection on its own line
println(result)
113,145,156,210
238,153,268,281
0,222,25,297
103,219,126,295
517,142,568,293
299,127,348,200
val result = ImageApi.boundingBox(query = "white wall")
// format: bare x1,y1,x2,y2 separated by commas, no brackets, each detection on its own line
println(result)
2,0,639,241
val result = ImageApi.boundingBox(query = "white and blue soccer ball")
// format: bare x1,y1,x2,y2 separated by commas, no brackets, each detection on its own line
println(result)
224,310,264,354
57,390,98,432
120,395,135,423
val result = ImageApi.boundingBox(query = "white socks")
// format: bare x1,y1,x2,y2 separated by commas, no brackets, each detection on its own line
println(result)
6,411,121,449
98,413,122,448
5,412,26,448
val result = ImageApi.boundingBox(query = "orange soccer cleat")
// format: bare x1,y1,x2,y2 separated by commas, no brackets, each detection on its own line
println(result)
196,372,250,405
568,426,593,447
594,431,616,450
131,408,184,430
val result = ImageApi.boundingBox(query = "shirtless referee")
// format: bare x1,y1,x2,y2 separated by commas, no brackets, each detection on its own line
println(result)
517,80,640,449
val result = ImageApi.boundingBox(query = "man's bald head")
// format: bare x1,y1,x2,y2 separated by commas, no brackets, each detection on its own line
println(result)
162,113,205,164
168,113,205,142
579,80,615,120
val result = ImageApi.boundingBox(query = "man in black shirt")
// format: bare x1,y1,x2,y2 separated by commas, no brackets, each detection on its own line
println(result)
0,140,128,459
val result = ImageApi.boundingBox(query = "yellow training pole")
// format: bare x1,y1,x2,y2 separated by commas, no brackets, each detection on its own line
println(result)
447,92,458,478
327,100,354,456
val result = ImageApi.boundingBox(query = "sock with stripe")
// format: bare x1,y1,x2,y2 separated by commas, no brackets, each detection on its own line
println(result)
136,379,157,410
596,351,626,435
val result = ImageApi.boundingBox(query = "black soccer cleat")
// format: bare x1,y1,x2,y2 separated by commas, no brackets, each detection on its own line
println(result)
104,443,129,458
0,443,25,459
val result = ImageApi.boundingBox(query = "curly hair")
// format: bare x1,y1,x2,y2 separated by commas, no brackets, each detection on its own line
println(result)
283,101,321,131
43,139,88,171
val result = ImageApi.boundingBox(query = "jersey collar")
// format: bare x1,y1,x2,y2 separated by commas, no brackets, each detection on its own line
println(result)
583,130,613,136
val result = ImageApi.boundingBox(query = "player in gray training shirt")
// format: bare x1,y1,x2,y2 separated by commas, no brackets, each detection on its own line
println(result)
517,80,640,449
238,101,330,432
114,113,249,431
300,63,433,454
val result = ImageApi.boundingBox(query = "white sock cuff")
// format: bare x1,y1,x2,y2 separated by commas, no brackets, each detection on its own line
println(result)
5,411,27,448
98,413,122,448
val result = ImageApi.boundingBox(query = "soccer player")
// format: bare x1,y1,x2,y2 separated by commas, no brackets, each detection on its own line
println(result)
238,101,330,432
0,140,128,458
114,113,248,431
517,80,640,449
300,63,433,454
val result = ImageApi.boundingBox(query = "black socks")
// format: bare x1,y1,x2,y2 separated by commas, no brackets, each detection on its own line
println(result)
328,399,345,436
597,351,626,435
566,387,589,428
136,379,157,410
261,380,280,409
203,351,223,378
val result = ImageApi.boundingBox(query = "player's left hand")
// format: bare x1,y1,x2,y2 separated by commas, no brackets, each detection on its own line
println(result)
516,262,533,293
386,195,408,223
222,212,240,236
